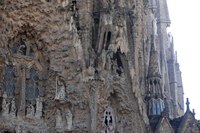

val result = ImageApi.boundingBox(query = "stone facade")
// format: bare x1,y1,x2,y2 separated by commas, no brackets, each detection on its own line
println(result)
0,0,199,133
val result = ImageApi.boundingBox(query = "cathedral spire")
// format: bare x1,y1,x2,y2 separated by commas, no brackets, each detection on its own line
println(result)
148,35,161,78
146,36,164,117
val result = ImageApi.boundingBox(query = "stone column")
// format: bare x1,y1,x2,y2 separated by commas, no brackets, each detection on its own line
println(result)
35,97,43,119
90,88,97,133
18,65,26,117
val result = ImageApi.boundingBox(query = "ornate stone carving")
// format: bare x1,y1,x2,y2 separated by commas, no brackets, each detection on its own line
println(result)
2,93,10,116
55,109,64,129
26,104,35,118
114,26,129,55
65,109,73,130
35,97,43,119
55,76,66,101
153,18,158,36
10,98,16,118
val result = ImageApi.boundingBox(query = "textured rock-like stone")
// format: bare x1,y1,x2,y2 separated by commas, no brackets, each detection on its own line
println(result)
0,0,199,133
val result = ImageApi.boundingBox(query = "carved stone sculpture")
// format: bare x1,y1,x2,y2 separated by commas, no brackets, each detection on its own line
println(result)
115,26,129,55
153,18,158,36
56,109,64,129
26,104,35,118
65,109,73,130
2,93,10,117
10,98,16,118
55,76,66,101
35,97,43,119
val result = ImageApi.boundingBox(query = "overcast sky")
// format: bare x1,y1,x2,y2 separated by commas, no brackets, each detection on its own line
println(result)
167,0,200,119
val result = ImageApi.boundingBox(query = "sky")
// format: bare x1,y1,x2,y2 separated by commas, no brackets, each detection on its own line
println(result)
167,0,200,119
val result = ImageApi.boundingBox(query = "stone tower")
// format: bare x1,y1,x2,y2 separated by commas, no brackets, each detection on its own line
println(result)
0,0,199,133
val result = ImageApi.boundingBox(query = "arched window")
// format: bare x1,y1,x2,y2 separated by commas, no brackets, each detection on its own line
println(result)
103,106,115,132
1,65,16,97
11,39,33,57
25,68,39,104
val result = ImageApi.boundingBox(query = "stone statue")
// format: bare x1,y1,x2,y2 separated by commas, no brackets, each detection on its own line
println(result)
101,49,107,70
56,109,64,129
105,50,113,70
115,26,129,55
35,97,43,119
2,93,10,116
69,16,76,32
26,104,35,118
73,27,83,61
55,76,66,101
65,109,73,130
10,98,16,118
153,18,158,36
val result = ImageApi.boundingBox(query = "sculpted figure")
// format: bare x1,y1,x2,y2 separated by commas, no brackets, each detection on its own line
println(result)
56,109,64,129
73,28,83,61
26,104,35,118
115,26,129,55
153,18,158,36
65,109,73,130
55,76,66,101
10,98,16,118
35,97,43,118
2,93,10,116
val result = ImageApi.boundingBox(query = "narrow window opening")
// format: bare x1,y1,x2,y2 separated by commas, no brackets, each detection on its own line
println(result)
105,31,112,50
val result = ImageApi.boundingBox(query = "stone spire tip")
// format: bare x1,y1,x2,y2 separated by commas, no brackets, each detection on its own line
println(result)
186,98,190,111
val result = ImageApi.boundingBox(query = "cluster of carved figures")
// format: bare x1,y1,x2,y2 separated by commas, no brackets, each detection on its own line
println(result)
1,92,43,119
0,36,45,120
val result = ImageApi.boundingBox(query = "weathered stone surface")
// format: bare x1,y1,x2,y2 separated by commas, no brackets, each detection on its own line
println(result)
0,0,199,133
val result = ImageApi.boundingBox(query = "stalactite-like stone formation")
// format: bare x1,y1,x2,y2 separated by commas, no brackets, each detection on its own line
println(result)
0,0,198,133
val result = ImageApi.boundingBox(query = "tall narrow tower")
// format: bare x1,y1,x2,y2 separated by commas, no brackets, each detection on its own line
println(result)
146,35,165,117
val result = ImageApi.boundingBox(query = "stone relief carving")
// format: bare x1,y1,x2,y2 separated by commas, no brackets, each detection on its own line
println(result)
114,25,129,55
35,97,43,119
153,18,158,36
26,104,35,118
65,109,73,130
10,98,16,118
56,109,64,129
55,108,73,131
55,76,66,101
11,39,32,56
2,93,10,116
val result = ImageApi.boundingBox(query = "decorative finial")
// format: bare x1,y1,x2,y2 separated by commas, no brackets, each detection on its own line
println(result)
186,98,190,111
193,109,196,116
